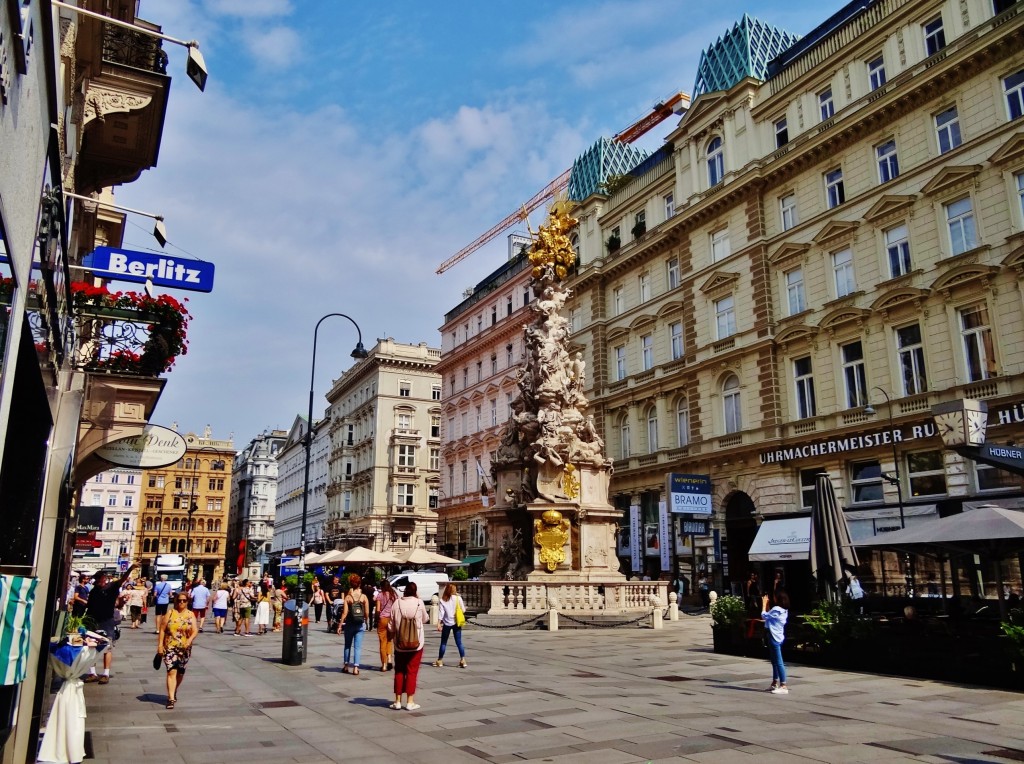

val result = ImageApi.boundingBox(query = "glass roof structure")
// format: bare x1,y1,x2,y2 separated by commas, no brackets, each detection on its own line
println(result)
693,14,800,96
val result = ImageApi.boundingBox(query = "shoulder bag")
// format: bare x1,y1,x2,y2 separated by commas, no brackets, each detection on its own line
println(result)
455,596,466,628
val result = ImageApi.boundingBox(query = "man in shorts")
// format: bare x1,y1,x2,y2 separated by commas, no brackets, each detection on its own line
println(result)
189,578,211,632
153,574,174,633
83,564,138,684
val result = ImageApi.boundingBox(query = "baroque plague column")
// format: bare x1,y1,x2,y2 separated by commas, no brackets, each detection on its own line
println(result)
487,204,623,582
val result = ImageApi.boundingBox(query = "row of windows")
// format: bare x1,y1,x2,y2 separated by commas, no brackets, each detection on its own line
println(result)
394,444,441,471
448,342,520,394
91,472,137,484
449,288,533,348
141,538,221,554
446,455,497,497
142,517,223,532
397,380,442,400
446,392,516,438
92,493,135,507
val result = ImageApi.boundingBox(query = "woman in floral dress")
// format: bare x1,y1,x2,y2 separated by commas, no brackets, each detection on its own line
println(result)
157,592,198,709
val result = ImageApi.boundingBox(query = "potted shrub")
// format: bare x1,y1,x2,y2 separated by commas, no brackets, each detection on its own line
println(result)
709,594,746,654
606,234,621,253
631,220,647,239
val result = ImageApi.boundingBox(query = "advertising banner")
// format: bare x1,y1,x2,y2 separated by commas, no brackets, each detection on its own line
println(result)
629,504,641,573
665,474,713,514
658,501,671,572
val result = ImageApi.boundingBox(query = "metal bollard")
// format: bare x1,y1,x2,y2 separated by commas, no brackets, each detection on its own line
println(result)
649,595,663,630
429,594,439,626
667,591,679,621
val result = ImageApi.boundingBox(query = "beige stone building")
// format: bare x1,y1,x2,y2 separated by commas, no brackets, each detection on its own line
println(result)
324,338,441,553
567,0,1024,601
436,245,535,566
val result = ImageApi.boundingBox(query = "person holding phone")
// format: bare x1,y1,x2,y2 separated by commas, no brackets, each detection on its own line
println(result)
761,590,790,694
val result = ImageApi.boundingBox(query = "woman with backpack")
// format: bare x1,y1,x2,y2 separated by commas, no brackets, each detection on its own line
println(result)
432,583,468,668
388,581,427,710
340,573,370,675
374,580,398,671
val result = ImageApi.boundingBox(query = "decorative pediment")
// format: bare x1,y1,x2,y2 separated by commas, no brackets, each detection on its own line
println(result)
774,324,817,345
607,326,631,342
812,220,858,247
484,382,501,395
684,92,729,130
629,313,657,330
699,270,740,295
656,300,685,318
863,194,917,224
817,307,872,333
1001,240,1024,272
870,287,931,318
988,131,1024,166
921,165,982,197
469,389,485,401
929,264,1000,294
768,241,810,267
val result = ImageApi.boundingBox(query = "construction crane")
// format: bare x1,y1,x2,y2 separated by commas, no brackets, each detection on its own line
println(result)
436,91,690,275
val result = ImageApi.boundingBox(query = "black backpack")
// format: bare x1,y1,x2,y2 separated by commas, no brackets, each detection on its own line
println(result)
347,597,365,625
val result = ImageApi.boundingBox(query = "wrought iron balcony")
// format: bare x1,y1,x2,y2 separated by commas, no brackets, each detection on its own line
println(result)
102,22,168,75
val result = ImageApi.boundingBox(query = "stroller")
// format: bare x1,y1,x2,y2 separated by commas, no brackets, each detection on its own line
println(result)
326,595,344,634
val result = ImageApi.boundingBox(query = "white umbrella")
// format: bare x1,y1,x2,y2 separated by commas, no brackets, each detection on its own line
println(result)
398,548,463,566
303,552,324,565
38,635,110,764
316,549,346,565
335,546,400,564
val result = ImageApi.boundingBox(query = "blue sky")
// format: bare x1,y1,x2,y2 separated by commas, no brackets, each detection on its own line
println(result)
117,0,840,447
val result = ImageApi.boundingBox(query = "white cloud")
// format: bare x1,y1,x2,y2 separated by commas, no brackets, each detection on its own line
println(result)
205,0,293,19
238,24,303,69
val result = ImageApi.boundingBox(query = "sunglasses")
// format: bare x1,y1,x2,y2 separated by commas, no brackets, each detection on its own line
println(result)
175,598,188,603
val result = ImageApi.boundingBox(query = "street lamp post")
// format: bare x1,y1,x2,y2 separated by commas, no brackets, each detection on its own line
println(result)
864,387,913,596
290,313,368,665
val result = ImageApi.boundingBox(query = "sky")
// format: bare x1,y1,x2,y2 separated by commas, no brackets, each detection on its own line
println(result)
116,0,840,449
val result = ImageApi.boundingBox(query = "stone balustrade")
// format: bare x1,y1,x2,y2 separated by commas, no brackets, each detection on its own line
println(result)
456,580,668,615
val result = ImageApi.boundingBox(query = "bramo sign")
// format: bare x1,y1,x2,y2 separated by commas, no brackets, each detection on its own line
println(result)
94,424,187,468
665,473,713,515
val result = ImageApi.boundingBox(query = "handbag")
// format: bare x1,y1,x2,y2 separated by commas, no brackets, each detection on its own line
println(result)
153,652,162,670
455,597,466,628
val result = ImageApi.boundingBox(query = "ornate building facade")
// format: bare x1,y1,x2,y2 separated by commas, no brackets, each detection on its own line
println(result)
77,467,142,574
228,430,287,577
567,0,1024,598
271,414,331,562
324,338,441,553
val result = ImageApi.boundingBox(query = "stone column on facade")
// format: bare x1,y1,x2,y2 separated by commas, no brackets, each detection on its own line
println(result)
655,393,671,455
721,112,736,173
687,139,700,196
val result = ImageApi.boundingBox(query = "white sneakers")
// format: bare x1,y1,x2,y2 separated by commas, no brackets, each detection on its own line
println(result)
771,685,790,695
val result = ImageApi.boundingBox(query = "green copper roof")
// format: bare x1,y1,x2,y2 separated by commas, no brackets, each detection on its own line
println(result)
693,14,800,96
568,138,650,202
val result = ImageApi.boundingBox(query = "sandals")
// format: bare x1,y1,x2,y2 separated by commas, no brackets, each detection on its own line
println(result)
353,667,360,676
165,698,176,709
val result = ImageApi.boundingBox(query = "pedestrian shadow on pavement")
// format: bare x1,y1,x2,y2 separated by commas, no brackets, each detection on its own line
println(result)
311,665,346,673
137,692,168,705
348,697,396,708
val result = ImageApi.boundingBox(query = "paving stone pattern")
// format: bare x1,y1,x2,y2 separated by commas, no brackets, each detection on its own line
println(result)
65,615,1024,763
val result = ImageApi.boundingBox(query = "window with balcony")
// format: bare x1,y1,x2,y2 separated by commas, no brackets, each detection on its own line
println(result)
832,248,856,297
924,16,946,56
825,168,845,208
715,296,736,339
780,193,797,231
945,196,977,255
775,117,789,148
666,257,679,290
897,323,928,395
960,304,997,381
819,87,834,121
885,223,912,277
710,228,730,262
850,459,884,503
723,375,742,434
785,268,806,315
868,55,886,90
794,356,817,419
1006,69,1024,120
841,341,868,408
935,106,961,153
397,444,416,468
670,322,683,361
707,137,724,186
876,139,899,183
397,413,412,430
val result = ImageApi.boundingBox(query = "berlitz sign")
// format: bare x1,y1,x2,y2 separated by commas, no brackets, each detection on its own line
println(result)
94,425,187,468
85,246,215,293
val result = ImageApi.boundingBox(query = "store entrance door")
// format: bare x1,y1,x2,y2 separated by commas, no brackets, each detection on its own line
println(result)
723,492,757,597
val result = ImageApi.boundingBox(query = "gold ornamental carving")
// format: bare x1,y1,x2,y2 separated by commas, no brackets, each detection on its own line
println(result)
533,509,570,572
561,463,580,500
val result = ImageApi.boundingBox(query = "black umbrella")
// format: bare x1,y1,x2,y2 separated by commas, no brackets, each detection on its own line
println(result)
810,472,859,601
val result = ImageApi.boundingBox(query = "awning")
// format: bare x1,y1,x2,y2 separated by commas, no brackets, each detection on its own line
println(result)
748,517,810,562
461,555,487,566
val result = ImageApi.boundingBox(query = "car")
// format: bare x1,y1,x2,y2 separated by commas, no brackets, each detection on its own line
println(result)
387,571,450,603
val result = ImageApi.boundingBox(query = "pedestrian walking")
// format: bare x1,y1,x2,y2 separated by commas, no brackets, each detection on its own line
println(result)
375,580,397,671
341,574,369,675
189,578,211,633
254,582,272,635
234,579,255,636
388,581,427,710
157,591,198,709
152,574,174,633
762,590,790,694
432,583,468,668
272,583,285,632
211,583,230,633
83,564,138,684
310,578,326,623
126,581,146,629
744,572,761,614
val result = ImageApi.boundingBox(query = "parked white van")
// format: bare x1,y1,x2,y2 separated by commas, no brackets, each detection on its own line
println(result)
387,571,450,603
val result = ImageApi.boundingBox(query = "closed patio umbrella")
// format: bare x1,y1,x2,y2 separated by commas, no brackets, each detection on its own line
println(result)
810,472,859,601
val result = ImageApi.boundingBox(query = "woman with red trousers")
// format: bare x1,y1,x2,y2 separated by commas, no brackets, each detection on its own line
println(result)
388,581,427,710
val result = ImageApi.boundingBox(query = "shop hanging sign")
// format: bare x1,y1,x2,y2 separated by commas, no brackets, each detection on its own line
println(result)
665,473,713,515
85,246,215,293
94,424,187,468
680,519,710,535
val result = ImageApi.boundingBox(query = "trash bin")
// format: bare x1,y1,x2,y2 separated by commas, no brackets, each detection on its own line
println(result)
281,599,309,665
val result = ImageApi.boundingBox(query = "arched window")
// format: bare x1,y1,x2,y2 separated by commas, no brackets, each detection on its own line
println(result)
144,517,152,531
707,137,724,187
163,517,171,530
171,518,179,531
186,539,192,552
213,540,220,553
723,374,742,433
215,520,221,533
677,398,690,447
646,406,658,453
619,414,631,460
143,539,151,553
196,518,205,532
170,539,178,552
185,458,193,470
205,540,212,553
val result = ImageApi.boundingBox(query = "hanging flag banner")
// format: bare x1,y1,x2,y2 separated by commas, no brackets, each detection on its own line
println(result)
658,501,671,572
629,504,642,573
85,246,215,293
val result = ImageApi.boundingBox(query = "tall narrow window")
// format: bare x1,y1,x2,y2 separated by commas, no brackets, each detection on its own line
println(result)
715,296,736,339
786,268,806,315
664,192,675,219
491,355,498,374
1016,172,1024,219
646,407,659,453
723,375,742,434
832,248,856,297
819,88,834,121
841,341,868,408
613,286,624,316
569,307,581,333
670,322,683,361
710,228,731,262
946,197,977,255
676,399,690,446
780,193,797,231
638,272,651,302
897,324,928,395
490,399,498,426
825,168,845,208
615,346,627,381
633,210,646,239
876,139,899,183
641,334,654,371
775,117,789,148
850,460,884,503
868,56,886,90
885,223,912,277
666,257,679,290
935,106,962,153
960,304,997,381
794,356,817,419
707,137,724,186
924,16,946,56
1004,69,1024,120
620,418,631,460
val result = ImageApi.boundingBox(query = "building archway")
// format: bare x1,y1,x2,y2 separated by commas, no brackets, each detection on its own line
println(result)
723,491,757,597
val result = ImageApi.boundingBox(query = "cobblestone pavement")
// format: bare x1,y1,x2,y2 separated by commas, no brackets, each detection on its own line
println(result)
64,614,1024,764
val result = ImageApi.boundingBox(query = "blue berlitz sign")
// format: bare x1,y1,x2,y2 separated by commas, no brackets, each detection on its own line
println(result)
85,246,215,293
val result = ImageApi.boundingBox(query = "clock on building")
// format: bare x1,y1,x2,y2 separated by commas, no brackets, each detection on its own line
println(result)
931,398,989,449
966,407,988,446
